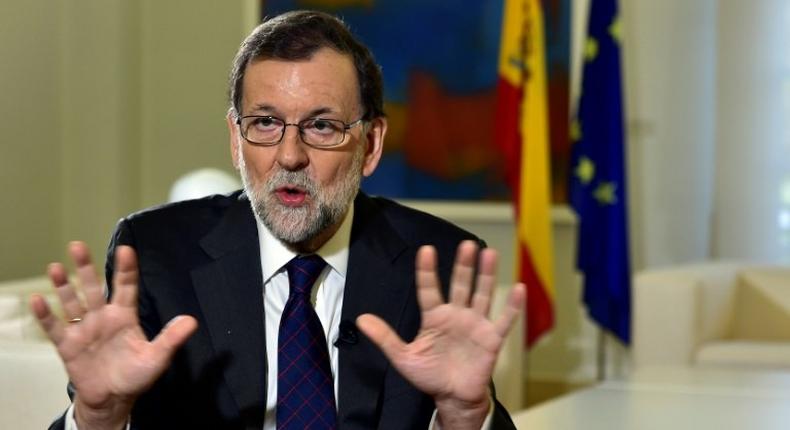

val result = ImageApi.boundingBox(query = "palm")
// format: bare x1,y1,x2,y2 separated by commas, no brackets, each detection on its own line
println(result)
392,304,501,402
357,241,525,426
58,305,166,406
30,242,197,422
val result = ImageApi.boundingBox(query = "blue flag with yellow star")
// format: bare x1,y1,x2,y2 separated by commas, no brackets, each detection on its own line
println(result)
569,0,630,343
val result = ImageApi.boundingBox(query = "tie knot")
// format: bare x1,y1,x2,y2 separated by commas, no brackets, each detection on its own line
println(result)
285,255,327,295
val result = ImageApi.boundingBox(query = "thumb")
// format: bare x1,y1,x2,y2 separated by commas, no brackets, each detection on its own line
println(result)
356,314,406,363
150,315,198,363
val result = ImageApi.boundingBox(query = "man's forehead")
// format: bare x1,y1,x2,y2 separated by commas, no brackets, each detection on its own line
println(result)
245,48,357,84
240,49,361,114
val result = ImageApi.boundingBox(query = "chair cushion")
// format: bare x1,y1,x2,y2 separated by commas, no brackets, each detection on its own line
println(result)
731,268,790,341
695,269,739,342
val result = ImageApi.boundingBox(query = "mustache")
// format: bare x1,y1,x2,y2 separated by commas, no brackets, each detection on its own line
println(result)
265,169,319,195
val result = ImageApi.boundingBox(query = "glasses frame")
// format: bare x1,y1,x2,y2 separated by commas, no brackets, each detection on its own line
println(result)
235,115,366,149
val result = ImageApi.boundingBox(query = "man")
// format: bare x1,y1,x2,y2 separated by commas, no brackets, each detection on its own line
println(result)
31,10,525,430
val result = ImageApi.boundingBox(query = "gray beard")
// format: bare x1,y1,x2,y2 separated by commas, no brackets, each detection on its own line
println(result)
237,147,363,247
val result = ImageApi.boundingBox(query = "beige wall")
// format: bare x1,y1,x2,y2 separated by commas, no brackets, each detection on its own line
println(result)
1,1,62,279
137,1,247,208
1,0,252,281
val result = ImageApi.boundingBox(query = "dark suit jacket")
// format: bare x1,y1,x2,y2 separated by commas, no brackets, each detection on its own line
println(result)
51,191,516,429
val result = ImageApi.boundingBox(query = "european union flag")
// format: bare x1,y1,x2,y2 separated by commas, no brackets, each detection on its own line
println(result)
569,0,630,343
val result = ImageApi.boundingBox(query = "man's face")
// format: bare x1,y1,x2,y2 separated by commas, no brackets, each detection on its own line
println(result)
228,48,386,250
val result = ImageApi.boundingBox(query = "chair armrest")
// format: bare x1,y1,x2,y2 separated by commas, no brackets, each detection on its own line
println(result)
0,340,69,429
632,270,699,367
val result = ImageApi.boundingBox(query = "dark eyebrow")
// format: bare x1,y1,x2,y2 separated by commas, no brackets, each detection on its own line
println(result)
245,104,342,119
304,107,336,118
247,104,278,116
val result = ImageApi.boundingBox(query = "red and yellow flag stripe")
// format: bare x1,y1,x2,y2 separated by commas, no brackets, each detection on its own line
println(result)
495,0,555,347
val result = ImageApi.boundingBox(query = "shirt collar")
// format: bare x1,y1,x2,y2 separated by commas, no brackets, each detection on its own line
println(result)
257,204,353,283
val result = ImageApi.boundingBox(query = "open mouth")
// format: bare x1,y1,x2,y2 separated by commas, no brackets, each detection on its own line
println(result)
274,185,308,206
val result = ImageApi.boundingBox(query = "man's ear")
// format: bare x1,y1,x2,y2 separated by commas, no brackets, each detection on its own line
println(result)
361,116,387,177
227,111,241,170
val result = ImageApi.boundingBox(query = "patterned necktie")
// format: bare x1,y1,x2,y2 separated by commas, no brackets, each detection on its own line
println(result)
276,255,338,429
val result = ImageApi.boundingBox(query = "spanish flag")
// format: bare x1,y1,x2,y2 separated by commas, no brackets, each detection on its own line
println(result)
495,0,555,347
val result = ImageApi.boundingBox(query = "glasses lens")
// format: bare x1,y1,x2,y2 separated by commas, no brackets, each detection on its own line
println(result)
242,116,283,144
300,119,345,147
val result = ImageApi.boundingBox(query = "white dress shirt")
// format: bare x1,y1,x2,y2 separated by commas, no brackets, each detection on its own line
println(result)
259,205,353,429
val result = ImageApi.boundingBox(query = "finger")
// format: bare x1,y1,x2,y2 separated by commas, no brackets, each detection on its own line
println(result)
471,248,498,316
149,315,198,366
111,246,139,309
493,283,526,338
356,314,406,363
30,294,66,345
448,240,478,307
69,241,106,311
49,262,84,320
415,245,443,311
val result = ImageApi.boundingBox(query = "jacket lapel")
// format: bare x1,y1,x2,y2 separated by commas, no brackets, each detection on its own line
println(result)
337,194,414,426
191,194,267,427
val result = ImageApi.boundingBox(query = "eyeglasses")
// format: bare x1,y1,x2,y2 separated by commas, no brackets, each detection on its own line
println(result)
236,115,365,148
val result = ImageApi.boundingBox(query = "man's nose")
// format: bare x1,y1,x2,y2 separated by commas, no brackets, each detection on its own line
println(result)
275,125,309,171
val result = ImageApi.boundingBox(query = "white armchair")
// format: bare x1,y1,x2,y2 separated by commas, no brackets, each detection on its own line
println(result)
0,276,69,429
633,261,790,370
0,275,63,341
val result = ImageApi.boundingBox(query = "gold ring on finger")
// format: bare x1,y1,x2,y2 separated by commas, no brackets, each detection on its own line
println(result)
68,317,83,324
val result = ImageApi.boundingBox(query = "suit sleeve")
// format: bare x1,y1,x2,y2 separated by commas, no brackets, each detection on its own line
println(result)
104,217,134,291
490,398,517,429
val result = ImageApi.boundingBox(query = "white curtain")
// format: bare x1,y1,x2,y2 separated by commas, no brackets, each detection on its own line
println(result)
621,0,790,269
713,0,790,263
621,0,718,269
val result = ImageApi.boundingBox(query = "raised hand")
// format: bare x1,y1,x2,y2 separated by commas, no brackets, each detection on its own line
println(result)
356,241,525,430
29,242,197,430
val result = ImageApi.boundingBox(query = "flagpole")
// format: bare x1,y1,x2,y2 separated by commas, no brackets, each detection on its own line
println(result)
596,328,606,381
523,334,530,407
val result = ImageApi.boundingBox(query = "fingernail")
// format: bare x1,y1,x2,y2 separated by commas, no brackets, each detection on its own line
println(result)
166,315,188,328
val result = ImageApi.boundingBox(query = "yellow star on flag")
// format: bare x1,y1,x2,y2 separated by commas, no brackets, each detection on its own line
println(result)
584,37,598,62
593,182,618,205
575,156,595,185
570,119,582,143
608,16,622,44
